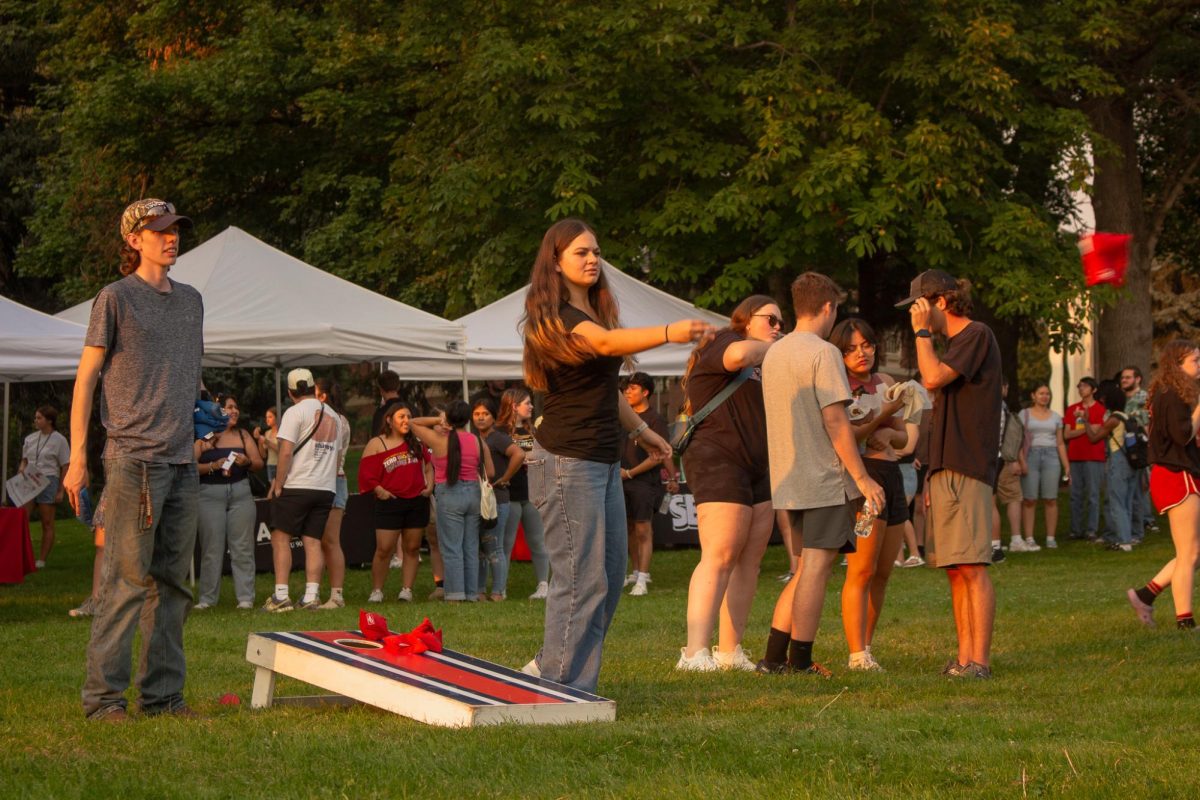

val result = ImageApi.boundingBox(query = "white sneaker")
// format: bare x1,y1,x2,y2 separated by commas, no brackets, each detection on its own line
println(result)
630,580,648,596
389,554,403,569
776,571,794,583
848,653,885,671
713,645,756,672
624,572,638,586
1024,537,1042,552
35,560,45,569
318,596,345,609
397,587,413,602
676,647,719,672
529,582,549,600
521,659,541,678
367,589,384,603
236,601,253,610
1045,537,1058,549
1008,538,1028,552
901,555,925,568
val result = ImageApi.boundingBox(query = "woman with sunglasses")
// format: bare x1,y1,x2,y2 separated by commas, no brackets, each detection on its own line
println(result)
830,318,911,671
676,295,783,671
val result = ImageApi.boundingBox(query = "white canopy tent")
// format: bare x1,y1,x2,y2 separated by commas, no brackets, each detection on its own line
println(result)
0,295,88,502
394,260,730,381
58,226,469,407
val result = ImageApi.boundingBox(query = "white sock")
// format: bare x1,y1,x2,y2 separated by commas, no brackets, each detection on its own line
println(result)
274,584,289,601
331,587,344,601
991,539,1001,548
303,582,319,603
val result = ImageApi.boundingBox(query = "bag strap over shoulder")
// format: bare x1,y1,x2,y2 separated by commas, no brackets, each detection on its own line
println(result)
690,366,755,428
292,405,326,456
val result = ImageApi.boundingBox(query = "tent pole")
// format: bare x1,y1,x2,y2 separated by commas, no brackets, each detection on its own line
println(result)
461,361,468,401
1,382,9,505
275,365,282,415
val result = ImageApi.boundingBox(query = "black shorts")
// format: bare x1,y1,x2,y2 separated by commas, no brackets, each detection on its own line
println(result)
271,488,334,539
682,445,771,506
865,459,910,526
787,501,858,553
623,479,663,522
375,495,431,531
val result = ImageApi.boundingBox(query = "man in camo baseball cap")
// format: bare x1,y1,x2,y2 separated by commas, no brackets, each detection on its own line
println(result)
119,198,192,238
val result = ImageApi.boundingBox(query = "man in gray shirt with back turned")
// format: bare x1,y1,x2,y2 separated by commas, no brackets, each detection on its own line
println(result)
64,198,204,721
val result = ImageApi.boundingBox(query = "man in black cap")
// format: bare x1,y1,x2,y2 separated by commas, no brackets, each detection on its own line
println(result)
65,198,203,720
898,270,1002,678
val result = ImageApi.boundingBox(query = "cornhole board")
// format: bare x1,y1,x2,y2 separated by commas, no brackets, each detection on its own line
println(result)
245,630,616,727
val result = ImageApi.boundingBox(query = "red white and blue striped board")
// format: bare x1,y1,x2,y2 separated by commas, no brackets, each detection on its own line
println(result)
245,630,615,727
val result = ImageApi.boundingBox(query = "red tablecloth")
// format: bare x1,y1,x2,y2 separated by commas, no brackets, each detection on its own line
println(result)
0,507,36,584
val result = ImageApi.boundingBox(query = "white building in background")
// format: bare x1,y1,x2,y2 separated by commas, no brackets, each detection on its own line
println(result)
1048,187,1098,415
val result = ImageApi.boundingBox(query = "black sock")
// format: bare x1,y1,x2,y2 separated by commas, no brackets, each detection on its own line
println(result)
787,640,814,670
1135,586,1157,606
435,579,444,588
765,628,790,664
1176,613,1195,630
917,545,926,559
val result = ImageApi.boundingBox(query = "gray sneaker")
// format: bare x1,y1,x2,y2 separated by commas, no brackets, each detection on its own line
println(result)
960,661,993,679
1126,588,1155,627
941,659,968,676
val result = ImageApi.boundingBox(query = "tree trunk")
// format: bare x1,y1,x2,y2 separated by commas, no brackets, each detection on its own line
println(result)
1086,95,1153,379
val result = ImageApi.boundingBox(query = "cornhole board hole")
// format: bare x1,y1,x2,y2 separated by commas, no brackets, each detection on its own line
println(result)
245,630,616,727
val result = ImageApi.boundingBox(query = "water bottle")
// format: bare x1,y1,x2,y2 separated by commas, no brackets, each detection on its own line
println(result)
854,501,878,537
658,492,672,515
76,486,94,528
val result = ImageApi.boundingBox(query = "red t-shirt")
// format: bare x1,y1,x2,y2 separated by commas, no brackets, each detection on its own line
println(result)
358,441,431,499
1065,401,1106,462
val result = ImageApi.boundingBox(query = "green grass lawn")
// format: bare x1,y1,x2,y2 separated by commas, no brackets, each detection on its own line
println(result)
2,509,1198,799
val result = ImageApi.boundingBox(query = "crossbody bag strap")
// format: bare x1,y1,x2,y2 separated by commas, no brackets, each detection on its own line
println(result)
476,433,487,479
690,366,754,429
292,406,326,456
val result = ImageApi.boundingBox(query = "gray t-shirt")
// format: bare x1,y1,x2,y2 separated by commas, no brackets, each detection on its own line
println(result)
85,274,204,464
763,330,862,509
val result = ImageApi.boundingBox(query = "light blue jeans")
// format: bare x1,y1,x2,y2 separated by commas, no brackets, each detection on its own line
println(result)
196,480,257,606
1069,460,1104,537
528,443,626,693
1021,446,1061,500
434,480,481,601
1130,469,1153,535
1105,451,1136,545
504,498,550,584
82,459,198,717
477,501,511,596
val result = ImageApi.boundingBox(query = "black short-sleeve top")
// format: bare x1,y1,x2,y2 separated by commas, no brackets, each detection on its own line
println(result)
533,303,624,463
683,329,767,470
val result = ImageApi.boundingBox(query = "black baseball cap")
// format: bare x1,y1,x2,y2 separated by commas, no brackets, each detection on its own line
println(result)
895,269,958,307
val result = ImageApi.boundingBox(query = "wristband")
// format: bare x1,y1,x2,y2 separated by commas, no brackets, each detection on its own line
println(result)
629,421,649,440
915,328,932,339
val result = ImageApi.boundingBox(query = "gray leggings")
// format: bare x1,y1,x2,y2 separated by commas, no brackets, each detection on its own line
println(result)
196,480,257,605
504,498,549,583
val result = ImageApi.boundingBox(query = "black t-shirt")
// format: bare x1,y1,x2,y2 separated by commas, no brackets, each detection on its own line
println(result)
928,321,1002,486
533,303,624,463
683,329,768,470
484,429,515,504
622,407,669,485
508,425,535,502
1149,389,1200,477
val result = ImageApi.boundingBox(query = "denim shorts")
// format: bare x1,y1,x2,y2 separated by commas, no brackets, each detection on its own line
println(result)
1021,446,1061,500
34,475,60,505
332,475,349,510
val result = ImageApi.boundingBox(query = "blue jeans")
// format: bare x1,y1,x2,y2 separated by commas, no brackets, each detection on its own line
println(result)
504,498,550,584
1105,452,1137,545
477,502,511,596
1069,460,1104,536
196,480,257,606
434,480,482,601
1130,469,1153,534
1021,446,1061,499
528,444,626,693
82,459,198,717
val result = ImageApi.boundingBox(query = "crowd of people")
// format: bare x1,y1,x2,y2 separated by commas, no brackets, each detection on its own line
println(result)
7,198,1196,719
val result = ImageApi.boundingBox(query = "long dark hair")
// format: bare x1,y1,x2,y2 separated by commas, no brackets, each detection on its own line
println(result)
497,387,531,435
314,377,346,416
681,294,776,414
381,400,422,458
521,219,631,391
444,400,472,486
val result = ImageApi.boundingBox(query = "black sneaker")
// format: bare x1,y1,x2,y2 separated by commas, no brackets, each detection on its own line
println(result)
754,659,792,674
991,547,1006,563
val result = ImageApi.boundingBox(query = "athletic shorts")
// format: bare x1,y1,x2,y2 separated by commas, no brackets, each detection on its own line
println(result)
786,500,858,554
994,459,1022,506
682,444,771,507
332,475,349,510
864,459,909,526
375,494,431,531
623,479,663,522
1149,465,1200,514
271,488,334,539
926,469,993,568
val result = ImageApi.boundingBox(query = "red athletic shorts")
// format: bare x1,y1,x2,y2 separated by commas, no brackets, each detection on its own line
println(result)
1149,465,1200,514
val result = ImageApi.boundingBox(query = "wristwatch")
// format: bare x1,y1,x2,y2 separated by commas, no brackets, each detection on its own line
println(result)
915,329,932,339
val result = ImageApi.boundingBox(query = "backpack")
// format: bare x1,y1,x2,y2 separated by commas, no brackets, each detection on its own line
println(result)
1000,409,1025,462
1112,412,1150,471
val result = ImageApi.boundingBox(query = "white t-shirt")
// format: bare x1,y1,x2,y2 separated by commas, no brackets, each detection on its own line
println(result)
278,398,339,492
22,430,70,478
763,330,861,509
335,413,351,477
